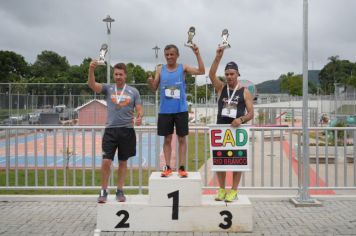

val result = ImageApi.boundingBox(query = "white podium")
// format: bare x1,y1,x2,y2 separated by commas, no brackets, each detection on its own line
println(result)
97,172,253,232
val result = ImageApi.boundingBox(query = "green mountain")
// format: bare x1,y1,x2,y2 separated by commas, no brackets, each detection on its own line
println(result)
256,70,320,94
256,79,281,93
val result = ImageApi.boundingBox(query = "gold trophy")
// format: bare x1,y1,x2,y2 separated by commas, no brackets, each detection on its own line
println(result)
184,26,196,48
97,43,108,65
218,29,231,49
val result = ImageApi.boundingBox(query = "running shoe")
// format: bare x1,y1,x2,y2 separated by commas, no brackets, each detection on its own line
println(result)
115,189,126,202
178,169,188,178
161,166,173,177
215,188,226,201
97,189,108,203
225,189,238,202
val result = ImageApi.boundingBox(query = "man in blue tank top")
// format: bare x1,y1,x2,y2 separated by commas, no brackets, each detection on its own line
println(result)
209,47,254,202
148,44,205,177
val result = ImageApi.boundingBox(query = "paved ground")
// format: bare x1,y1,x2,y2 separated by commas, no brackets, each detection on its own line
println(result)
0,195,356,236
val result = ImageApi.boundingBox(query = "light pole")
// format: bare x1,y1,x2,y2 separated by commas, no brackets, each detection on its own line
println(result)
301,0,310,203
334,82,339,115
26,93,29,111
31,89,34,111
152,45,160,122
44,91,47,108
69,88,72,120
152,45,161,169
103,15,115,84
62,85,65,105
152,45,160,61
291,0,319,206
194,75,197,125
54,90,56,107
205,75,208,124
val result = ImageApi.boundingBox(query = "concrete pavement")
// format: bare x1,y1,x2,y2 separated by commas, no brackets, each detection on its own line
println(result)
1,195,356,236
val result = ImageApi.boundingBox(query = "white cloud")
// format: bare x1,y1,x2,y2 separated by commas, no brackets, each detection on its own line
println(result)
0,0,355,84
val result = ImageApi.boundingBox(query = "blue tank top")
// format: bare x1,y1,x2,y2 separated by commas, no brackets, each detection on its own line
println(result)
159,64,188,114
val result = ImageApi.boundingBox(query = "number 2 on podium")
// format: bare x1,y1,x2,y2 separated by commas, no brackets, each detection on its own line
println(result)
115,191,180,228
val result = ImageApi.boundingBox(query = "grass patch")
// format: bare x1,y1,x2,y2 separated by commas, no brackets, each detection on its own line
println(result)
187,131,210,171
0,168,150,194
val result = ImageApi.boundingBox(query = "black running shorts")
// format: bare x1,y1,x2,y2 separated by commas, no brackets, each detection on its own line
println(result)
157,112,189,137
102,127,136,161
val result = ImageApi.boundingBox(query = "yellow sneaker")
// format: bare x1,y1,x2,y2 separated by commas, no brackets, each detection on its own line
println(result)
214,188,226,201
225,189,238,202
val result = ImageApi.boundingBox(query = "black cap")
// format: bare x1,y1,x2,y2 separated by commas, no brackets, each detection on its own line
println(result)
224,61,239,71
224,61,240,76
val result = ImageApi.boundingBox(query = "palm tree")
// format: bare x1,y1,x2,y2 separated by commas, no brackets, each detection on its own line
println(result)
328,55,340,93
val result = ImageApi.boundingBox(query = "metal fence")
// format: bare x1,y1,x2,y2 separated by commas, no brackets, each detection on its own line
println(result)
1,125,355,193
1,83,324,127
1,82,355,195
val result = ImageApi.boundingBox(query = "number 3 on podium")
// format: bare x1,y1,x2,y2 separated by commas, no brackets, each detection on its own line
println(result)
167,190,233,229
114,190,233,229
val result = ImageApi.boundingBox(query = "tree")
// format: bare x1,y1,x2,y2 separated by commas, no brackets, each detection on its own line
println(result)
319,56,355,94
0,50,29,82
126,62,136,84
347,74,356,88
184,74,214,103
280,68,341,96
196,84,212,102
30,50,70,79
126,62,151,95
280,72,303,96
346,64,356,88
308,81,318,95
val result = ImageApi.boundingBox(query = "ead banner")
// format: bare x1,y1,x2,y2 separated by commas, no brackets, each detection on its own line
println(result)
209,125,251,172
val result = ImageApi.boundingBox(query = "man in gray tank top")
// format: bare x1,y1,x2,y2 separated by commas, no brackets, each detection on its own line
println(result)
88,61,143,203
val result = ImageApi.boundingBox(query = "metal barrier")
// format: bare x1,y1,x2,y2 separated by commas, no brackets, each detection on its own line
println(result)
1,82,351,127
1,125,355,192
